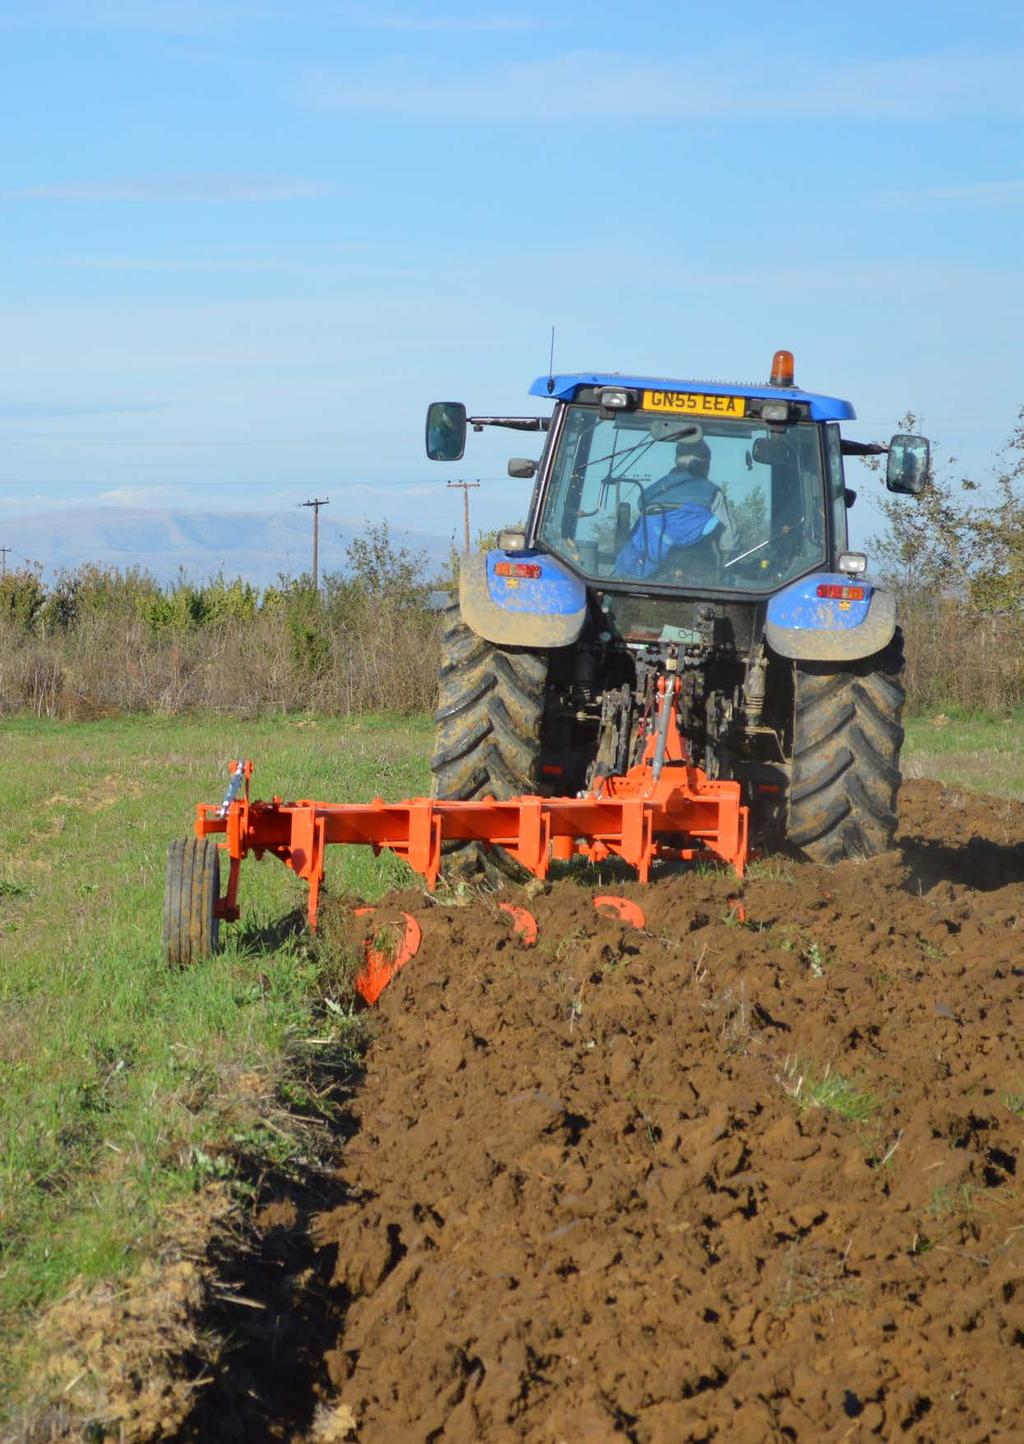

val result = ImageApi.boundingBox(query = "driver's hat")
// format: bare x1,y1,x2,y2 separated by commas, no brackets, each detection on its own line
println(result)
675,437,711,476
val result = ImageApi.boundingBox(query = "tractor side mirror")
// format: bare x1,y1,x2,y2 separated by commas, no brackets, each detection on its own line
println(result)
426,401,467,462
886,434,930,496
507,458,538,479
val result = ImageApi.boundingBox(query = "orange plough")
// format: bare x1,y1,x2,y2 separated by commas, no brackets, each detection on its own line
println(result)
166,678,748,972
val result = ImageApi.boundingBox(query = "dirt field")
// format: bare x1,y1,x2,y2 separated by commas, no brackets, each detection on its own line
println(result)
171,779,1021,1440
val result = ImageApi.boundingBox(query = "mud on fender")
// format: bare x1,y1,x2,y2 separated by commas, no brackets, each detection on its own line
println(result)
765,574,896,662
459,549,587,648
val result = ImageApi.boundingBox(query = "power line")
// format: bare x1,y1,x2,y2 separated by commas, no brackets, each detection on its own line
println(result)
0,476,513,489
299,497,329,593
447,480,480,554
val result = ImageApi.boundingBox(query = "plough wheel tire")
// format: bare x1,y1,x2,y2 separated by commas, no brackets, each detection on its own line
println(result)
787,627,905,863
163,837,221,967
431,599,547,877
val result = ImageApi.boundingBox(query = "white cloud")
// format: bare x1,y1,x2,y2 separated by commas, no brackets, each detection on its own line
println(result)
301,47,1024,123
0,1,281,34
339,7,549,32
876,178,1024,206
340,481,440,498
0,400,163,417
0,490,69,514
27,242,385,276
1,175,331,203
95,484,191,506
0,1,542,35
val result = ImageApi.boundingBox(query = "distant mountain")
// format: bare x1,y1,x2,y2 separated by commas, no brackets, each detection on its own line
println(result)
0,506,452,587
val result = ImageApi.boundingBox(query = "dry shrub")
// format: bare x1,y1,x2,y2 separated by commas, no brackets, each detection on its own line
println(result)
0,525,445,721
6,584,1024,721
0,605,441,719
898,594,1024,714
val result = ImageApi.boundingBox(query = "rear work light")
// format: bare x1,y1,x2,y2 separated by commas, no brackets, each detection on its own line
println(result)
598,387,636,410
761,401,792,422
495,561,542,579
817,583,865,601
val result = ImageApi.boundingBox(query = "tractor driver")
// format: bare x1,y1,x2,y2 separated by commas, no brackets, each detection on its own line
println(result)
614,436,737,582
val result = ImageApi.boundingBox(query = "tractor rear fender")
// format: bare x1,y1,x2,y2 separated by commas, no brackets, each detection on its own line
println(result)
459,549,588,648
765,573,896,662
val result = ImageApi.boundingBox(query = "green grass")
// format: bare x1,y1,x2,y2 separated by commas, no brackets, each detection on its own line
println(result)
0,712,431,1390
802,1070,880,1123
904,710,1024,798
781,1061,880,1123
927,1181,976,1219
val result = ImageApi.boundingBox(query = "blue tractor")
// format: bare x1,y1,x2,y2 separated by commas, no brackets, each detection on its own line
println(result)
425,351,929,864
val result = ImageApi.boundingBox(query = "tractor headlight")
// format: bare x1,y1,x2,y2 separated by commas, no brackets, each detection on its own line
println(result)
837,551,868,576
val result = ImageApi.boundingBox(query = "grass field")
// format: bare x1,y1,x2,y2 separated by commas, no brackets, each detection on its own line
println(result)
2,706,1022,1412
904,709,1024,797
0,713,432,1402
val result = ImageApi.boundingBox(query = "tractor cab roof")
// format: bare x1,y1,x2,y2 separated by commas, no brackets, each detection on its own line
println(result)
529,372,856,423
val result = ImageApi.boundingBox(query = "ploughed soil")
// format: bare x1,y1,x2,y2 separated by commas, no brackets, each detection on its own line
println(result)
183,780,1023,1441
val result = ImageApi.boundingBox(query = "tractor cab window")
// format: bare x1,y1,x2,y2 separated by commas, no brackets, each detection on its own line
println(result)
537,404,828,592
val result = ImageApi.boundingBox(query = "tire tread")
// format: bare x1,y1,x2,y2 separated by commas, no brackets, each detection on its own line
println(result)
787,629,905,862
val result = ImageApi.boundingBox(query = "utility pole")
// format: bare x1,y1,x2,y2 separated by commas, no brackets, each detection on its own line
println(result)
300,497,329,594
0,546,9,580
447,480,480,554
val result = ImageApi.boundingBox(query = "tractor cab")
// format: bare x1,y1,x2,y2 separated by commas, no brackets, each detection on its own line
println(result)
427,352,930,603
533,382,835,594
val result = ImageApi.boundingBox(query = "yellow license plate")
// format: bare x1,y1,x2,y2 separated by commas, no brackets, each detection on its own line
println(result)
642,389,747,419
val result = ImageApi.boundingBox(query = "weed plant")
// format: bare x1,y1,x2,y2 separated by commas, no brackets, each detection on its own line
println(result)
779,1059,880,1123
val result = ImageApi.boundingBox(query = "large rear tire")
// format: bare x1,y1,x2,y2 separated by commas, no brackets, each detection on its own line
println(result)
431,601,546,875
786,628,905,863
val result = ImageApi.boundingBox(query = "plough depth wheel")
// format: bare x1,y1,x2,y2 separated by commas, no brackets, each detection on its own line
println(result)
164,837,221,967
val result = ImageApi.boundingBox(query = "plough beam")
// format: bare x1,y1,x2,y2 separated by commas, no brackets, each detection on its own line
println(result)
193,687,748,933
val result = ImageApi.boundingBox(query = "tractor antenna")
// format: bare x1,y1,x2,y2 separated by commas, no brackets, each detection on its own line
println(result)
546,325,556,394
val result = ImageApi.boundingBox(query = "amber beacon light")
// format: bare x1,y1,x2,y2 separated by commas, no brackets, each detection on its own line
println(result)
770,349,795,387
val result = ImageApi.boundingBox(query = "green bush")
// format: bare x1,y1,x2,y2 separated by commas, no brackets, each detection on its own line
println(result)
0,569,47,630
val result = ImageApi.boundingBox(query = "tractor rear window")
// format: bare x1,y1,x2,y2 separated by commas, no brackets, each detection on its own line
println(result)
537,405,828,592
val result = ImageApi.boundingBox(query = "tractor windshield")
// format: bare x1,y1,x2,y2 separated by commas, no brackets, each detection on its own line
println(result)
537,405,830,592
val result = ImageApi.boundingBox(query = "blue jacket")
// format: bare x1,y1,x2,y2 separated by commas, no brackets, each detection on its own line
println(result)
615,503,720,579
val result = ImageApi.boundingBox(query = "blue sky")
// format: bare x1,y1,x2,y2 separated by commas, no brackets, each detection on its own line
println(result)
2,0,1023,552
